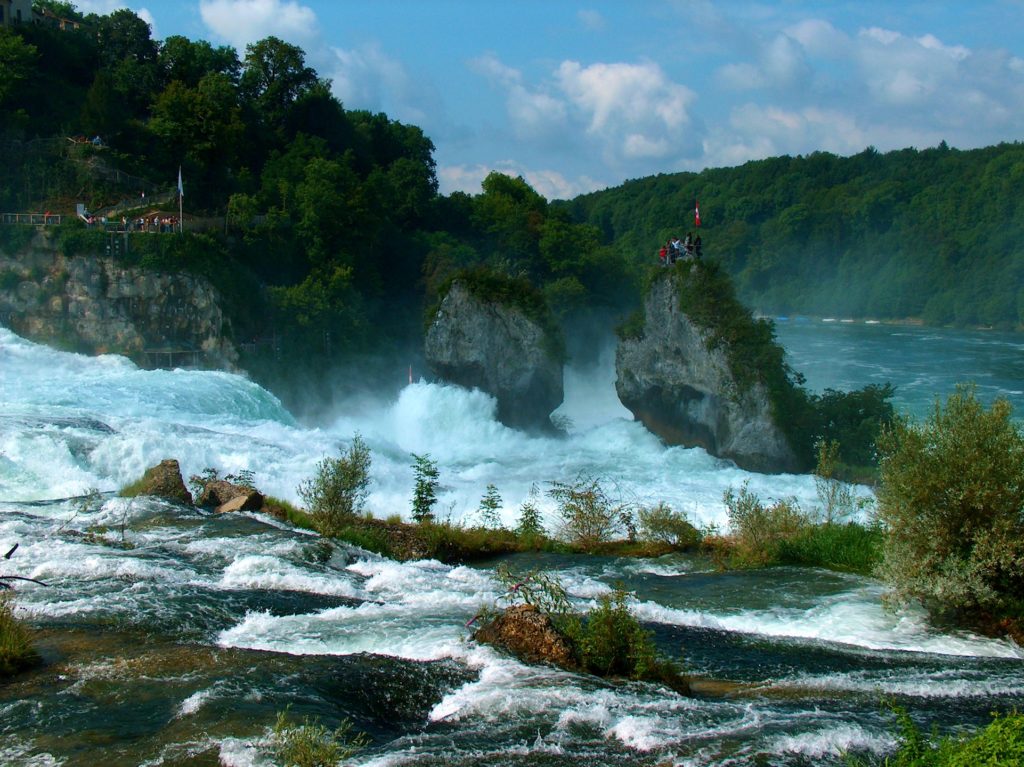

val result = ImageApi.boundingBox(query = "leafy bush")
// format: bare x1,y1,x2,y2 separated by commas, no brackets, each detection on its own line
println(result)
876,386,1024,622
813,439,859,524
494,563,575,621
55,220,106,257
0,595,37,677
410,453,439,523
723,482,808,567
720,481,880,573
848,704,1024,767
812,384,895,469
576,588,664,681
0,224,36,254
267,708,368,767
486,568,681,687
548,473,629,552
297,434,372,537
637,502,701,548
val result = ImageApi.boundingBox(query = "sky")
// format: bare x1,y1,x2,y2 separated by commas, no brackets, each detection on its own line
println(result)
72,0,1024,200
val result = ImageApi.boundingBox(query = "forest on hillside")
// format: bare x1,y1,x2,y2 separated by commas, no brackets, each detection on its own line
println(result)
563,142,1024,329
0,2,632,391
1,1,1022,398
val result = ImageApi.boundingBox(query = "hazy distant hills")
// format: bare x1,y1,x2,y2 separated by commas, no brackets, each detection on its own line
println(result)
563,141,1024,330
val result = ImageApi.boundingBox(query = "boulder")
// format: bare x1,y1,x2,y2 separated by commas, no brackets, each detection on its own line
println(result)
196,479,262,511
616,269,801,473
215,492,264,514
424,281,563,432
473,604,579,670
132,459,193,505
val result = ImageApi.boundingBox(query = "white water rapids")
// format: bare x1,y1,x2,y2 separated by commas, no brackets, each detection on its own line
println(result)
1,323,1022,766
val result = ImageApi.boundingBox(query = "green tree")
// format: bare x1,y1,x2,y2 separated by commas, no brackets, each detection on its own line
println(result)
876,386,1024,622
514,484,545,540
477,483,502,528
410,453,439,523
297,434,372,537
637,502,700,548
158,35,239,88
0,29,38,109
813,439,857,524
240,36,317,132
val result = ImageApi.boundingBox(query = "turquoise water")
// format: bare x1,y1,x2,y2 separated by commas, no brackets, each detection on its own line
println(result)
775,319,1024,419
1,323,1022,766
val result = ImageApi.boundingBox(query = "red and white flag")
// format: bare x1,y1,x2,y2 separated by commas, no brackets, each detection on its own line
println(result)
694,200,701,227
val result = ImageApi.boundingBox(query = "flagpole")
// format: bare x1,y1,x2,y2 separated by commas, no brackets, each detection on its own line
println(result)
177,166,184,233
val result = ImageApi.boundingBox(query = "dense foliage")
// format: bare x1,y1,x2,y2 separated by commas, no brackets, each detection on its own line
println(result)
0,5,628,393
876,386,1024,625
564,142,1024,329
849,705,1024,767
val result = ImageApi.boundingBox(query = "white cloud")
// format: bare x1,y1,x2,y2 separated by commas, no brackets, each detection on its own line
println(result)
557,60,692,134
784,19,849,57
199,0,319,49
718,62,764,90
470,55,567,140
470,55,698,176
716,31,810,91
856,27,971,106
437,163,603,199
700,103,867,168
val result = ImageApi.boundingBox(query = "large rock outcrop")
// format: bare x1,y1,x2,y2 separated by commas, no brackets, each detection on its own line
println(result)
616,268,801,473
425,280,563,431
125,459,193,505
0,230,238,369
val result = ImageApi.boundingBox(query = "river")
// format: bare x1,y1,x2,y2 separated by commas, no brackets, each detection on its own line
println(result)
1,321,1022,766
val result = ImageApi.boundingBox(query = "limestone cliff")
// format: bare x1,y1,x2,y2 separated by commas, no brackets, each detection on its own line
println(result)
424,278,563,431
0,230,237,368
615,266,801,473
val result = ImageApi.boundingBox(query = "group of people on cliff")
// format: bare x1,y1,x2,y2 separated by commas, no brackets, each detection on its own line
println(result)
658,233,702,265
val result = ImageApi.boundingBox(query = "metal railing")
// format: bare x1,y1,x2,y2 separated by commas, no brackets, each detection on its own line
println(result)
0,213,63,225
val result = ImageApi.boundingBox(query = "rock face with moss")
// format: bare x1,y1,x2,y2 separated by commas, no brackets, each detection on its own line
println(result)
425,277,563,431
474,604,579,669
615,266,801,473
125,459,194,505
0,230,237,369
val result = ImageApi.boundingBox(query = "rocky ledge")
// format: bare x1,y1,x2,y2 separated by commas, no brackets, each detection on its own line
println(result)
616,267,800,473
424,278,563,432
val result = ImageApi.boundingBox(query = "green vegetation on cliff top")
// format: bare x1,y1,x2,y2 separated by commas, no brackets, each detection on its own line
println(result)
3,4,1017,403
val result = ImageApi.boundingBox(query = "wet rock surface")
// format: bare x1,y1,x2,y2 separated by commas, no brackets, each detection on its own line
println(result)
425,281,563,432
